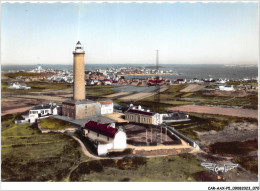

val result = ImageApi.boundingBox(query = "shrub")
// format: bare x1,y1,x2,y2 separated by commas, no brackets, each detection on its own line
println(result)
192,171,218,182
100,159,116,167
88,160,103,172
209,139,258,156
107,148,133,157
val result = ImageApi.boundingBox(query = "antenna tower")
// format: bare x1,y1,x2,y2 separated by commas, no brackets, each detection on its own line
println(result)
154,50,160,113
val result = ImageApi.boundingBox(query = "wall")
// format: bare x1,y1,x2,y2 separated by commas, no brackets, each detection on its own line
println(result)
97,143,113,156
101,103,113,115
62,103,75,118
113,130,127,149
84,129,113,143
125,112,153,125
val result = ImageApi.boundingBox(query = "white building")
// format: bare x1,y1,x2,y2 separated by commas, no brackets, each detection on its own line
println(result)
216,79,227,84
219,85,234,91
103,79,111,85
15,103,60,124
8,82,31,90
99,100,114,115
82,121,127,156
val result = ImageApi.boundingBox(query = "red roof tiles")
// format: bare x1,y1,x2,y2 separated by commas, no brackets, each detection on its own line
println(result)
127,109,154,116
83,121,117,138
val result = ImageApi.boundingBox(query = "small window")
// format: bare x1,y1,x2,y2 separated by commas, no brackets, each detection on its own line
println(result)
97,133,99,137
107,137,109,141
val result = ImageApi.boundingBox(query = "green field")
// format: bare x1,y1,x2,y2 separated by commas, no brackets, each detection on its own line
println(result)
1,81,72,93
209,139,258,156
1,114,88,181
167,113,257,140
4,72,42,78
136,84,258,112
39,117,72,130
86,85,115,97
1,114,210,182
70,154,207,182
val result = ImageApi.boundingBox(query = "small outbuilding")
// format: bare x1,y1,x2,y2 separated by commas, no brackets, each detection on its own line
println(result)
82,121,127,156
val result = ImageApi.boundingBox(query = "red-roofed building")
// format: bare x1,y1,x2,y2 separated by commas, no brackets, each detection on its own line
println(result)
82,121,127,155
148,79,164,86
103,79,111,85
176,79,186,84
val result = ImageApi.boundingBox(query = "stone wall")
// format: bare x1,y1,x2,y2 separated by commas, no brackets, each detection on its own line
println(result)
133,148,191,156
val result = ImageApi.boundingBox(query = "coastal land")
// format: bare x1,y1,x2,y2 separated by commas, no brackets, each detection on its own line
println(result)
1,68,258,182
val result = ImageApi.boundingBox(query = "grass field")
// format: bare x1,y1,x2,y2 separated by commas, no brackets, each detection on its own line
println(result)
1,114,88,181
1,114,210,182
136,84,258,112
86,85,115,97
209,139,258,156
1,81,72,93
4,72,42,78
39,117,72,130
70,154,207,182
167,113,257,140
226,81,258,86
27,82,72,90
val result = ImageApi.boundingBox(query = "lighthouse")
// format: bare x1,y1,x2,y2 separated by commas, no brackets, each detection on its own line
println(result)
62,42,114,119
73,41,85,100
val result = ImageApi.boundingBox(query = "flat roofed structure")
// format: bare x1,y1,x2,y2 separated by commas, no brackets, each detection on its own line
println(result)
62,99,114,119
62,99,101,119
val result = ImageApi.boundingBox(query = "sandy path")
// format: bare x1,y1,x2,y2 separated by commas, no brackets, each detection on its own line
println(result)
1,106,33,116
120,92,153,101
180,84,205,93
10,94,67,102
168,105,258,119
104,92,131,98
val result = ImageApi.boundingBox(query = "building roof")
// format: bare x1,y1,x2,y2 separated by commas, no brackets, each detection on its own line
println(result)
148,79,162,84
31,104,52,110
104,79,110,82
83,121,118,138
99,100,113,105
126,109,155,116
62,99,96,105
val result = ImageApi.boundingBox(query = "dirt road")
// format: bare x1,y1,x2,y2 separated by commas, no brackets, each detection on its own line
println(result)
180,84,205,92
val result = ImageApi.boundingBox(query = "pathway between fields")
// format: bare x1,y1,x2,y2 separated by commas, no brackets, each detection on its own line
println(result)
168,105,258,119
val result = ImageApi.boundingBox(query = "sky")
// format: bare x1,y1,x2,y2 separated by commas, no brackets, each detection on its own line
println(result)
1,2,259,65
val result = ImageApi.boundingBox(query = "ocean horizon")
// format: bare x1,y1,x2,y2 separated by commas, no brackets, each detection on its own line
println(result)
1,63,258,80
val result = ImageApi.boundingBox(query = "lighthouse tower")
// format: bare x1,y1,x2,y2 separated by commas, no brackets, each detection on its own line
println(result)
62,42,113,119
73,41,85,100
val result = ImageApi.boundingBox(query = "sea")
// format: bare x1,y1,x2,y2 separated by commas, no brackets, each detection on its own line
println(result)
1,64,258,80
